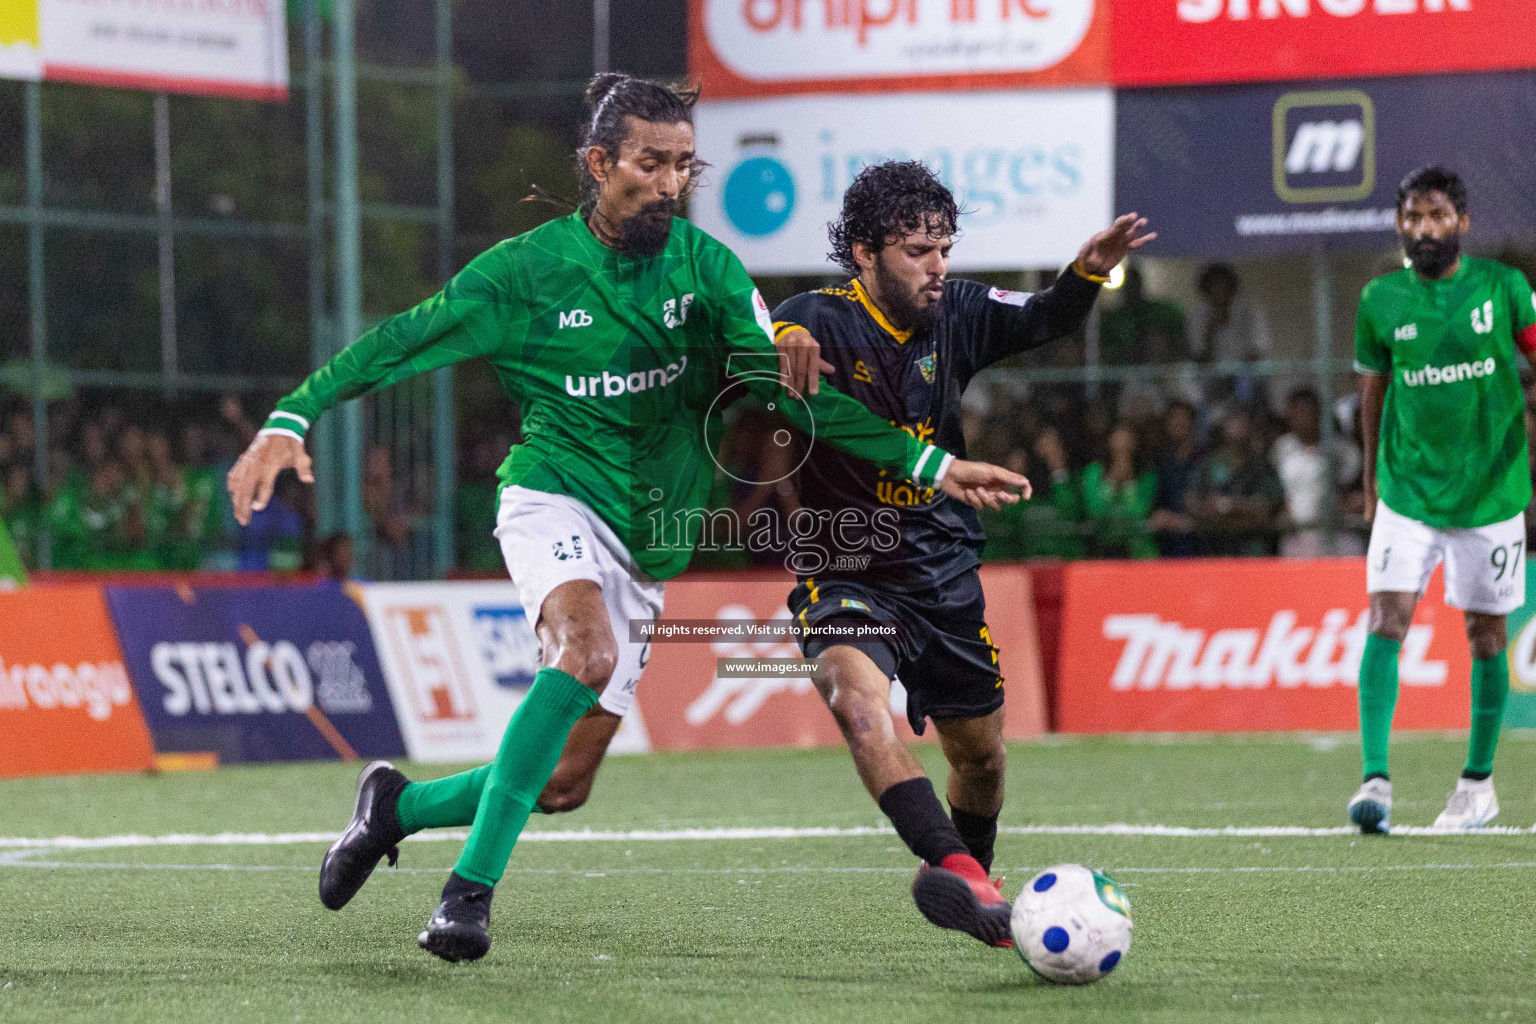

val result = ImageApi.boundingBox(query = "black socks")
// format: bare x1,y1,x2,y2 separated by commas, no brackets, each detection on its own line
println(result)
877,777,971,867
949,804,1000,874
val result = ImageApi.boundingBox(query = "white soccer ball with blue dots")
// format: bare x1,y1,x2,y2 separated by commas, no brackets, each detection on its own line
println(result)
1010,863,1133,985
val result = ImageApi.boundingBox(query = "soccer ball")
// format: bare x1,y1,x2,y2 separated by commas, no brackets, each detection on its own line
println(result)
1010,863,1133,985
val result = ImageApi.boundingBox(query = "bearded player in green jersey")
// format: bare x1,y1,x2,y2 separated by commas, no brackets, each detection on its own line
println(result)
226,74,1028,962
1348,166,1536,834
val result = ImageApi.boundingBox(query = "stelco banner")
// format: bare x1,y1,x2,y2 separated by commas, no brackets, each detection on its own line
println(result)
105,584,405,763
1115,71,1536,259
0,0,288,100
1113,0,1535,89
690,0,1109,99
694,89,1114,273
0,586,155,778
357,581,649,763
1055,559,1471,734
638,565,1048,751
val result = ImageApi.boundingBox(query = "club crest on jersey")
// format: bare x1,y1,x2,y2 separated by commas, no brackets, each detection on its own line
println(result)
551,534,585,561
663,293,694,329
1471,300,1495,335
918,353,936,384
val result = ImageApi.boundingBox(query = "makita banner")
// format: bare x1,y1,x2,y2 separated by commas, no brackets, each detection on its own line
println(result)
0,0,289,100
0,585,156,778
639,565,1047,751
356,582,649,763
695,88,1114,273
105,584,405,763
1115,72,1536,259
1055,559,1471,733
1112,0,1534,89
689,0,1109,100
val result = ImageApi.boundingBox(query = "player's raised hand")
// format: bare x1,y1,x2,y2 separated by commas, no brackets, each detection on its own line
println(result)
1076,213,1157,277
939,459,1033,511
774,325,836,398
227,432,314,527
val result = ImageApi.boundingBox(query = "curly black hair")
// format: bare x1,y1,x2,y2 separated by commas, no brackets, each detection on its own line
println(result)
828,161,961,276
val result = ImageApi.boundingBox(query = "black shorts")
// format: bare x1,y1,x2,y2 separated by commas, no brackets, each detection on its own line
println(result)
787,570,1004,735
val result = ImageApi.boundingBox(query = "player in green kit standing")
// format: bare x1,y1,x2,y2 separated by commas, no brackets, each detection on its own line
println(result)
226,73,1028,961
1348,166,1536,834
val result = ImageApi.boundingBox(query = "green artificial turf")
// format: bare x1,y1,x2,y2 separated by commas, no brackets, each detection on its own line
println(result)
3,733,1536,1023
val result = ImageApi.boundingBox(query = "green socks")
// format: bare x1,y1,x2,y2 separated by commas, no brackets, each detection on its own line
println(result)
1358,633,1401,780
396,765,493,834
1465,655,1509,777
453,667,599,886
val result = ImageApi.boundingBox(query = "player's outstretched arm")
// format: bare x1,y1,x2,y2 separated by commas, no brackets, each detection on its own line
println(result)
939,459,1032,511
227,433,314,527
1075,213,1156,279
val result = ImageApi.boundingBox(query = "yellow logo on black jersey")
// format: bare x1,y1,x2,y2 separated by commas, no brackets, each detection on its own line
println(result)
853,360,874,383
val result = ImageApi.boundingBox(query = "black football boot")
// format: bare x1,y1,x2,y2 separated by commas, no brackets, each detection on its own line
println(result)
318,760,409,910
418,872,494,963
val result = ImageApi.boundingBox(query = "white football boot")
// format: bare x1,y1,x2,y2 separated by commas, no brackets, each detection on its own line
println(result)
1347,777,1392,834
1432,777,1499,830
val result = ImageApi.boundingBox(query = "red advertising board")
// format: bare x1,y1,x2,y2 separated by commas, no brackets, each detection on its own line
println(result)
1055,559,1471,734
0,586,156,777
637,566,1048,750
1112,0,1535,88
689,0,1110,99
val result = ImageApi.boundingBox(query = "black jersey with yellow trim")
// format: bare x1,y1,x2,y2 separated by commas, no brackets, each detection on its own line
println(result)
771,270,1100,592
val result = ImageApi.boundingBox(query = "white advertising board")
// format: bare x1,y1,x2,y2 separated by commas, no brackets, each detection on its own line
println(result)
358,582,650,764
1,0,288,100
692,89,1115,273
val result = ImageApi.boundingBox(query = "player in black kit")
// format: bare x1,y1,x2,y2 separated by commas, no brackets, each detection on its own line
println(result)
772,161,1153,948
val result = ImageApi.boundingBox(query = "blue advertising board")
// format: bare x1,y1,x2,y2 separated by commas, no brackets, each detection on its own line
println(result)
1116,71,1536,260
106,583,406,763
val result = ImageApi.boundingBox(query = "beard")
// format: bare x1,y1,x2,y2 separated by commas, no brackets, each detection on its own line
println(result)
616,198,678,256
1404,233,1461,278
873,256,942,332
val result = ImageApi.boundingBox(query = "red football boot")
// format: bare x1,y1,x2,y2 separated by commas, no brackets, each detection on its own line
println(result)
912,854,1014,948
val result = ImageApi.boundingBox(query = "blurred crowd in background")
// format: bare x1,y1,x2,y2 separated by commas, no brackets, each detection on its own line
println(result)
4,262,1534,577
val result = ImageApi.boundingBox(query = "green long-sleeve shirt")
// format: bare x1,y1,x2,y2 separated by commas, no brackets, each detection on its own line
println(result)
262,213,950,579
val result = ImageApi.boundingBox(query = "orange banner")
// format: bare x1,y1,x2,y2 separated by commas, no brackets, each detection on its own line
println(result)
1055,559,1471,734
637,566,1047,751
0,585,156,777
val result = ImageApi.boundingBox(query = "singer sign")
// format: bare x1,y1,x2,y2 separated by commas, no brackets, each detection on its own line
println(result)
1112,0,1534,87
689,0,1109,98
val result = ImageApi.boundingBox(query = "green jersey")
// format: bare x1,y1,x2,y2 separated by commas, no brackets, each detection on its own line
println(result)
1354,257,1536,529
263,214,949,579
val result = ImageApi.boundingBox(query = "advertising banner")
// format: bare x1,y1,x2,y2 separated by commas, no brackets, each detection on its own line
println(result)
638,565,1047,751
1500,561,1536,729
694,89,1114,273
1055,559,1471,734
690,0,1109,100
1112,0,1535,89
357,582,651,763
105,583,405,763
0,0,288,100
0,585,156,778
1115,72,1536,259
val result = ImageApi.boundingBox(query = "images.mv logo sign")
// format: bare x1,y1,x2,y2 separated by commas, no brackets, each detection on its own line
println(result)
1273,90,1375,205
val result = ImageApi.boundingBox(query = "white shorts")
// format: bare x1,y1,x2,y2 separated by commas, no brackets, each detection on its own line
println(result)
494,485,665,717
1366,500,1527,615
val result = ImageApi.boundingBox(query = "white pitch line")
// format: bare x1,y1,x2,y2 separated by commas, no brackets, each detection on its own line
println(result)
6,857,1536,877
0,822,1531,850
